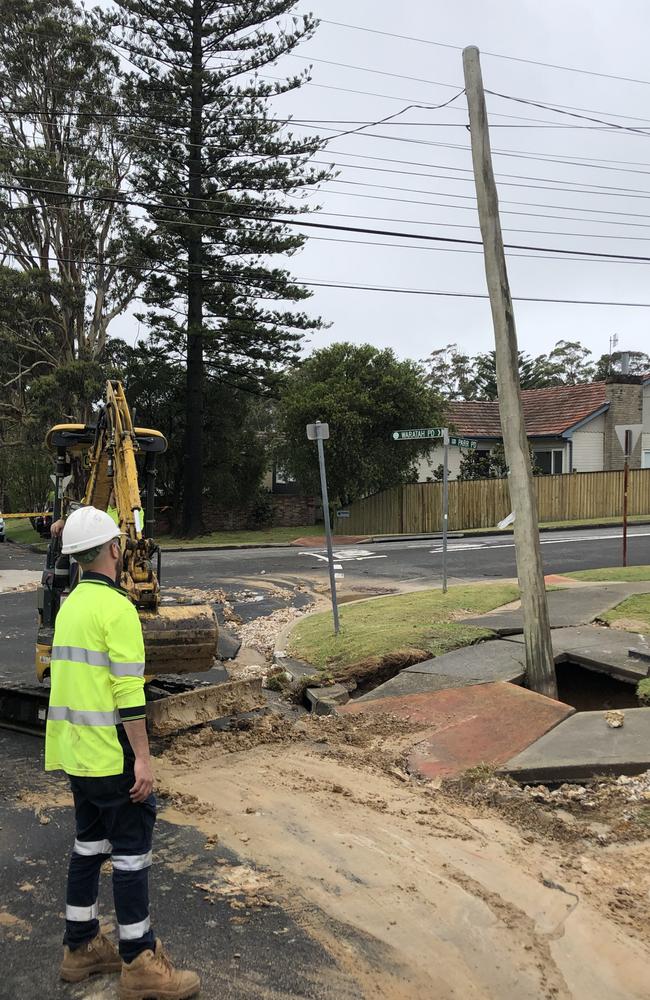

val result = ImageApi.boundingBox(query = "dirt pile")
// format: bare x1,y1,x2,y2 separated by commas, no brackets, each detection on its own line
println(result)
157,706,650,999
161,709,429,774
194,864,278,911
443,768,650,845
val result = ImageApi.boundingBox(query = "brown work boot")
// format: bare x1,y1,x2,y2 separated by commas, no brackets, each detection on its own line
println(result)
60,931,121,982
118,939,200,1000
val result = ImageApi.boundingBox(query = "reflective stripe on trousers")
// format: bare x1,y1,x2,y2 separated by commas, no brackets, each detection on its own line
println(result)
119,916,151,940
74,838,113,856
66,901,99,922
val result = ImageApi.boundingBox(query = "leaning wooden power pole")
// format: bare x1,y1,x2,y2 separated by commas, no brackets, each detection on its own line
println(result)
463,46,557,698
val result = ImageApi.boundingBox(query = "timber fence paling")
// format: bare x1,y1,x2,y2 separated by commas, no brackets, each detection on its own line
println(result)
344,468,650,536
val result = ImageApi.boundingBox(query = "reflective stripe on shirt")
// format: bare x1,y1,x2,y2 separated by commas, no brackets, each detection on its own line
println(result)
47,706,120,726
51,646,110,668
110,660,145,677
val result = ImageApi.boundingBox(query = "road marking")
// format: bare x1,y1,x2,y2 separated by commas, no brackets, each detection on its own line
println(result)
430,544,486,553
299,548,385,563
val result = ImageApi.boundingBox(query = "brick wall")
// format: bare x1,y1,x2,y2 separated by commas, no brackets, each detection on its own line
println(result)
156,493,316,535
603,378,643,470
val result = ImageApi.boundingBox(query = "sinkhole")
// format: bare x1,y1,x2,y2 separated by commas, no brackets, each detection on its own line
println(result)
552,658,640,713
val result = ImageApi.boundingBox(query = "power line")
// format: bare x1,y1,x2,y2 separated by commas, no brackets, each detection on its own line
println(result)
2,247,650,306
486,89,650,136
321,19,650,88
323,178,650,229
7,177,650,262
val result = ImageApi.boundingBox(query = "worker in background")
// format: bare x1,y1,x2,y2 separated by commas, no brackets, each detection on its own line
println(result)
51,490,143,539
46,507,200,999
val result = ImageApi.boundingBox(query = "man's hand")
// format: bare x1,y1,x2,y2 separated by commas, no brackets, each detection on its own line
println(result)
130,756,154,802
50,518,65,538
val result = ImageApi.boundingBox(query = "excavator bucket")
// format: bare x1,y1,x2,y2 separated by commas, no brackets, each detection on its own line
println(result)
140,605,219,675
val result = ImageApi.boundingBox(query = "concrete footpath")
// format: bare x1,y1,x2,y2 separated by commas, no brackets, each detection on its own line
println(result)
335,582,650,783
0,732,359,1000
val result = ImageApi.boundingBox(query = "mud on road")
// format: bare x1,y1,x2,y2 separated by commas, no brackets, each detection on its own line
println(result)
156,711,650,1000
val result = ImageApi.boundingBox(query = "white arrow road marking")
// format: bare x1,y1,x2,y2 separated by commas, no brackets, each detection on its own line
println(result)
299,548,385,562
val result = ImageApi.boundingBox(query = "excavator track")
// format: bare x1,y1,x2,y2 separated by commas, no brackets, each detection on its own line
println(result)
0,685,49,735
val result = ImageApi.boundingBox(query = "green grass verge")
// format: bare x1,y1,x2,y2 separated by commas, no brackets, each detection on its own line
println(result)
600,594,650,632
160,524,316,548
4,517,43,545
6,519,316,550
567,566,650,582
287,582,519,670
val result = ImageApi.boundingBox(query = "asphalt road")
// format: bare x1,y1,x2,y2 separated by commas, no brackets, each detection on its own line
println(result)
0,731,358,1000
158,524,650,591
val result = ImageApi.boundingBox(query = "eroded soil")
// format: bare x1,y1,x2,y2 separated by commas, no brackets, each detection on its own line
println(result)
156,711,650,1000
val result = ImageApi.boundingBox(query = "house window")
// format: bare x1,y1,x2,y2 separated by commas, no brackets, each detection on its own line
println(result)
533,449,564,475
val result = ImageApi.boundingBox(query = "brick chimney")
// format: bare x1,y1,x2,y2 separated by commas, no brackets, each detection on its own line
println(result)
603,376,643,470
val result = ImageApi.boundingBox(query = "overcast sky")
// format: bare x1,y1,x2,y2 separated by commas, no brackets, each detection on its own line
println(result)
110,0,650,365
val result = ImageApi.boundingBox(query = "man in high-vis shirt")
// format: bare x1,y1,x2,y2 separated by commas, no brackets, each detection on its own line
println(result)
46,506,200,1000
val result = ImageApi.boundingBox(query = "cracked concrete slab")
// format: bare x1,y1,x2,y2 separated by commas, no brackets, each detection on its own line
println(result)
341,682,574,779
463,584,650,635
503,626,650,683
500,708,650,782
356,641,526,703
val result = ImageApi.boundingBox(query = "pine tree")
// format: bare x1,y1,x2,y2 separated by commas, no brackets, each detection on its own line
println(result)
109,1,330,534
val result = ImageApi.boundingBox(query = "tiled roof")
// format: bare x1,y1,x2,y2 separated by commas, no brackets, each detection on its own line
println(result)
448,382,608,438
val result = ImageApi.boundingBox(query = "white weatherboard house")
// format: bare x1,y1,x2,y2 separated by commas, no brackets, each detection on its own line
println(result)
418,375,650,482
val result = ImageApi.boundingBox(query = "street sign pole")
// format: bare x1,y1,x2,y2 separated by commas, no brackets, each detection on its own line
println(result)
307,421,340,634
623,429,631,567
614,424,642,568
391,424,472,593
442,427,449,594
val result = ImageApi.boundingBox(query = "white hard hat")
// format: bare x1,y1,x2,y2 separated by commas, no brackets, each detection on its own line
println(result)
61,506,122,555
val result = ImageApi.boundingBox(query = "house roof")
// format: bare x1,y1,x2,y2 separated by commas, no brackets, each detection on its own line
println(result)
448,382,609,438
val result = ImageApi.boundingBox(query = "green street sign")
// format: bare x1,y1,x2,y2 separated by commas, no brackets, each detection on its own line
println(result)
449,436,477,449
392,428,444,441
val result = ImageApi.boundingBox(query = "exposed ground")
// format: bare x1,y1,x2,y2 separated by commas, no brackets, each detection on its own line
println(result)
600,592,650,632
155,710,650,999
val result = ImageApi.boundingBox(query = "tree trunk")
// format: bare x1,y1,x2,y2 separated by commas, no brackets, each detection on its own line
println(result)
182,0,205,536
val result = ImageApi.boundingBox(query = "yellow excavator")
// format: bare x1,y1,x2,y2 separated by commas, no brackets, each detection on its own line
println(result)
36,380,218,681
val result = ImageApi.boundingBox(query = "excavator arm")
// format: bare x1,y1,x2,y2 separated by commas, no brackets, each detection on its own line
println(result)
36,381,218,680
80,380,162,609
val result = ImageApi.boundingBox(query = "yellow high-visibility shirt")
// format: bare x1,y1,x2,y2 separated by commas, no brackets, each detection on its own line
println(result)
45,573,146,777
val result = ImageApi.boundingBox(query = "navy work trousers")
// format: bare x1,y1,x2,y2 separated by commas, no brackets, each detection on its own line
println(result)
65,768,156,962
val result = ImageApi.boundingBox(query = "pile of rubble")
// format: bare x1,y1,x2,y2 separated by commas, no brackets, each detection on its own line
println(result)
445,768,650,844
523,771,650,808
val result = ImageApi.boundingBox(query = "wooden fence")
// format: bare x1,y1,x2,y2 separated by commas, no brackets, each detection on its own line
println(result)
343,469,650,535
